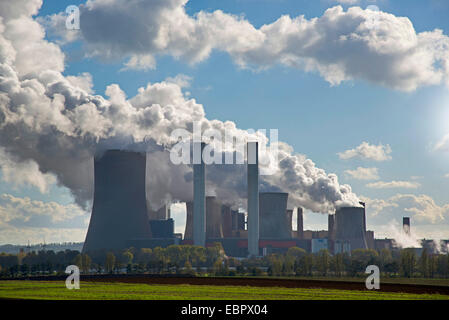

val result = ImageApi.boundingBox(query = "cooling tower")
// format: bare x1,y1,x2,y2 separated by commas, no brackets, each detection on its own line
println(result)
83,150,151,252
184,202,193,240
193,142,206,246
247,142,260,256
259,192,290,239
222,205,232,238
206,196,223,238
297,207,303,239
403,217,411,235
286,209,293,237
334,206,368,250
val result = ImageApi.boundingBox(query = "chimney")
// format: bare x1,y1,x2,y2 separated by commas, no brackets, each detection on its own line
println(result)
297,207,303,240
193,142,206,246
247,141,259,256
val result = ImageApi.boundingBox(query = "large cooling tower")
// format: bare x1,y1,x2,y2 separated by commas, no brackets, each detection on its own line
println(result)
206,197,223,238
83,150,152,252
334,206,368,250
259,192,290,239
184,202,193,240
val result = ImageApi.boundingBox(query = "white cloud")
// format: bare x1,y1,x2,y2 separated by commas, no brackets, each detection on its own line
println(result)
366,180,420,189
359,195,398,216
0,194,87,224
338,142,392,161
363,194,449,224
0,148,56,193
42,1,449,91
345,167,379,180
0,0,361,217
445,173,449,178
435,133,449,152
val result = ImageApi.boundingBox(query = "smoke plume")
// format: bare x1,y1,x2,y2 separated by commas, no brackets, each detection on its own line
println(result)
0,0,360,214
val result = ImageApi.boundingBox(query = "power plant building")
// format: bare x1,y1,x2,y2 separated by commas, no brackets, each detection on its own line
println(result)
83,149,409,257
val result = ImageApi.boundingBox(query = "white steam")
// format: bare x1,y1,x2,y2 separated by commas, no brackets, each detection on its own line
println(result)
0,1,360,214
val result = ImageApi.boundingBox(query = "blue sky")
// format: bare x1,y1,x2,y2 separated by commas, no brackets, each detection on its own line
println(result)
0,0,449,244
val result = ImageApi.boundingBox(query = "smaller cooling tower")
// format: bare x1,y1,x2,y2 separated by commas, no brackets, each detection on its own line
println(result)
297,207,304,239
259,192,290,239
222,205,233,238
206,196,223,238
335,207,368,250
184,202,193,240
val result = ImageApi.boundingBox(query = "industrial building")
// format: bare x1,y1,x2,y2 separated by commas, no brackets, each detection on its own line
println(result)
82,148,442,257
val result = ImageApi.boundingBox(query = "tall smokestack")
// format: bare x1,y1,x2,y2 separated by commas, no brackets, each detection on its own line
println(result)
247,141,259,256
193,142,206,246
403,217,411,236
297,207,303,239
83,150,151,252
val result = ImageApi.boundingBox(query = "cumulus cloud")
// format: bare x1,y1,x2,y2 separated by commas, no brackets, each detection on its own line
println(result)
0,148,56,193
366,180,420,189
0,194,86,224
42,1,449,91
0,1,360,216
338,142,392,161
345,167,379,180
362,193,449,224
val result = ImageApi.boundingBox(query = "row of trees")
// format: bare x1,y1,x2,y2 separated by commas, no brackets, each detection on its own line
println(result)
1,244,448,279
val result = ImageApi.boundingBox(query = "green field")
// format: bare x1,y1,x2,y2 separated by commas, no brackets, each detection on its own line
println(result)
0,281,448,300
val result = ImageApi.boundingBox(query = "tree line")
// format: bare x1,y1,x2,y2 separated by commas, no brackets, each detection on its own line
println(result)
1,244,448,279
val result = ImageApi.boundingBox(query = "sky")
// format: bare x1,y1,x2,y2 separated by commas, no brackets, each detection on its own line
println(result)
0,0,449,245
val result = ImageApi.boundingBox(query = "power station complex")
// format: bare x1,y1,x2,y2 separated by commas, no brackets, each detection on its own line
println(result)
82,148,427,256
